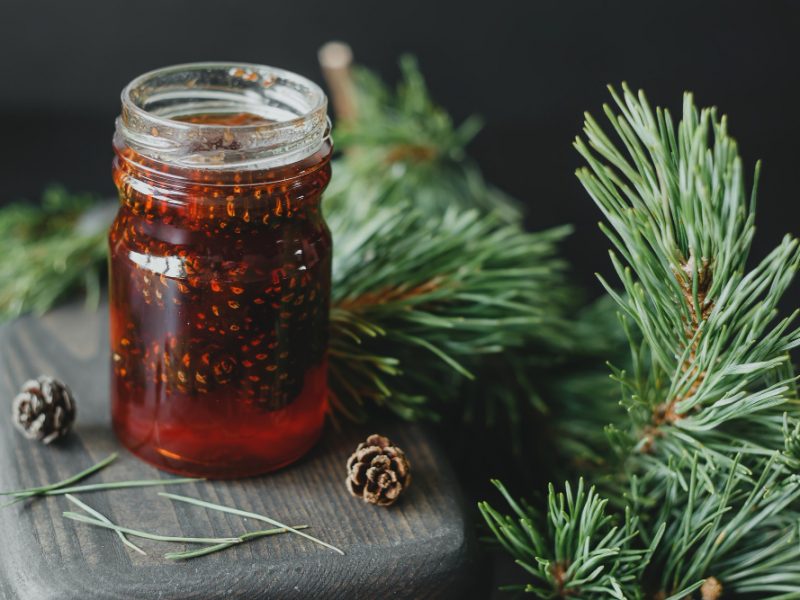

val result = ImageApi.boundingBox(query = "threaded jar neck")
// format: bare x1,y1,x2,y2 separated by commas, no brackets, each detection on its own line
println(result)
115,62,330,171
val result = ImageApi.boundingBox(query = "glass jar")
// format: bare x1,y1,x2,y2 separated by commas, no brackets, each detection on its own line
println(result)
109,63,332,478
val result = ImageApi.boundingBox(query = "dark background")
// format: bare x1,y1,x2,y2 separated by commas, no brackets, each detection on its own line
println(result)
1,0,798,294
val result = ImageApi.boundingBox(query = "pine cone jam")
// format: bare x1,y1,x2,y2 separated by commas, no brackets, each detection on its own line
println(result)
109,64,332,478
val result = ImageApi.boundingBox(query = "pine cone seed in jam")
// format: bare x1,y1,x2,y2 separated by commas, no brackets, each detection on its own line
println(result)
346,434,411,507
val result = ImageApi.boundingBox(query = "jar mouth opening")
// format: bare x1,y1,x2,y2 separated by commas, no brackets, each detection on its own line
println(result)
117,62,329,170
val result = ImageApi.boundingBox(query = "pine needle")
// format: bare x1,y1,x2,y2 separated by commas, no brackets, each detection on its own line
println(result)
36,478,202,497
64,494,311,560
163,524,311,561
159,492,344,555
64,494,146,555
0,452,118,497
64,511,243,544
1,452,202,508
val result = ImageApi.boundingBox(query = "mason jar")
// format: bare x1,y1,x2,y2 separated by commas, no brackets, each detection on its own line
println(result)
109,63,332,478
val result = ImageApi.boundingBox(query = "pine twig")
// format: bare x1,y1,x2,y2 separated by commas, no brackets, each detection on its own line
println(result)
576,84,800,463
479,478,664,598
486,84,800,598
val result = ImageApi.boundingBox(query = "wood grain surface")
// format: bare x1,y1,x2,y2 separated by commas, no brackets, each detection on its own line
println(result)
0,301,476,599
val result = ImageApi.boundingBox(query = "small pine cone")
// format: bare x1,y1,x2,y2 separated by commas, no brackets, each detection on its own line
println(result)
12,376,76,444
346,434,411,507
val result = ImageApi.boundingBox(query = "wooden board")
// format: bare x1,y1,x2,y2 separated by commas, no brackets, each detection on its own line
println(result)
0,302,476,599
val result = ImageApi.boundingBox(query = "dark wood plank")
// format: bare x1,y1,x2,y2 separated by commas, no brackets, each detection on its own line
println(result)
0,302,476,599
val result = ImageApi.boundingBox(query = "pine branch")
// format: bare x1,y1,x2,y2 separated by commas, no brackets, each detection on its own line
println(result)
0,186,107,320
647,454,800,598
595,87,800,598
575,84,800,465
327,199,577,420
327,54,522,223
479,479,663,599
335,55,482,162
485,84,800,599
323,56,610,426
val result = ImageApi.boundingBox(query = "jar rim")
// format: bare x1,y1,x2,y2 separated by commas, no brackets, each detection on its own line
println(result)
116,62,330,170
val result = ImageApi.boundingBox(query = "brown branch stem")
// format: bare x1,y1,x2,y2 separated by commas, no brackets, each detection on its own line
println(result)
643,254,713,450
335,278,445,313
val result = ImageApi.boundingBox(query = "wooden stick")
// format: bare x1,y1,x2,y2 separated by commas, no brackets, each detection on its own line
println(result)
318,41,358,123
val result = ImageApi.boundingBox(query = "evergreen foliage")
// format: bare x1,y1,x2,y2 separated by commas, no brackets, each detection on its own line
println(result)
0,186,107,320
483,85,800,598
4,54,797,598
0,59,601,444
314,57,616,427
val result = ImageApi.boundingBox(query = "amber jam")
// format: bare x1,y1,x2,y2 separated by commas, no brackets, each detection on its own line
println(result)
109,64,332,478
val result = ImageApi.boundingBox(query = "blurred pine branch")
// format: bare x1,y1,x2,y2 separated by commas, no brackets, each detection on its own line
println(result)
0,186,107,320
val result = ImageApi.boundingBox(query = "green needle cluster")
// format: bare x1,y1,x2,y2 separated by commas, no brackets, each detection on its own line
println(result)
324,56,615,436
483,85,800,598
0,186,107,320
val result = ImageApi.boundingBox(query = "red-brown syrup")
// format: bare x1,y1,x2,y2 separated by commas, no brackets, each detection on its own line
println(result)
109,113,332,478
